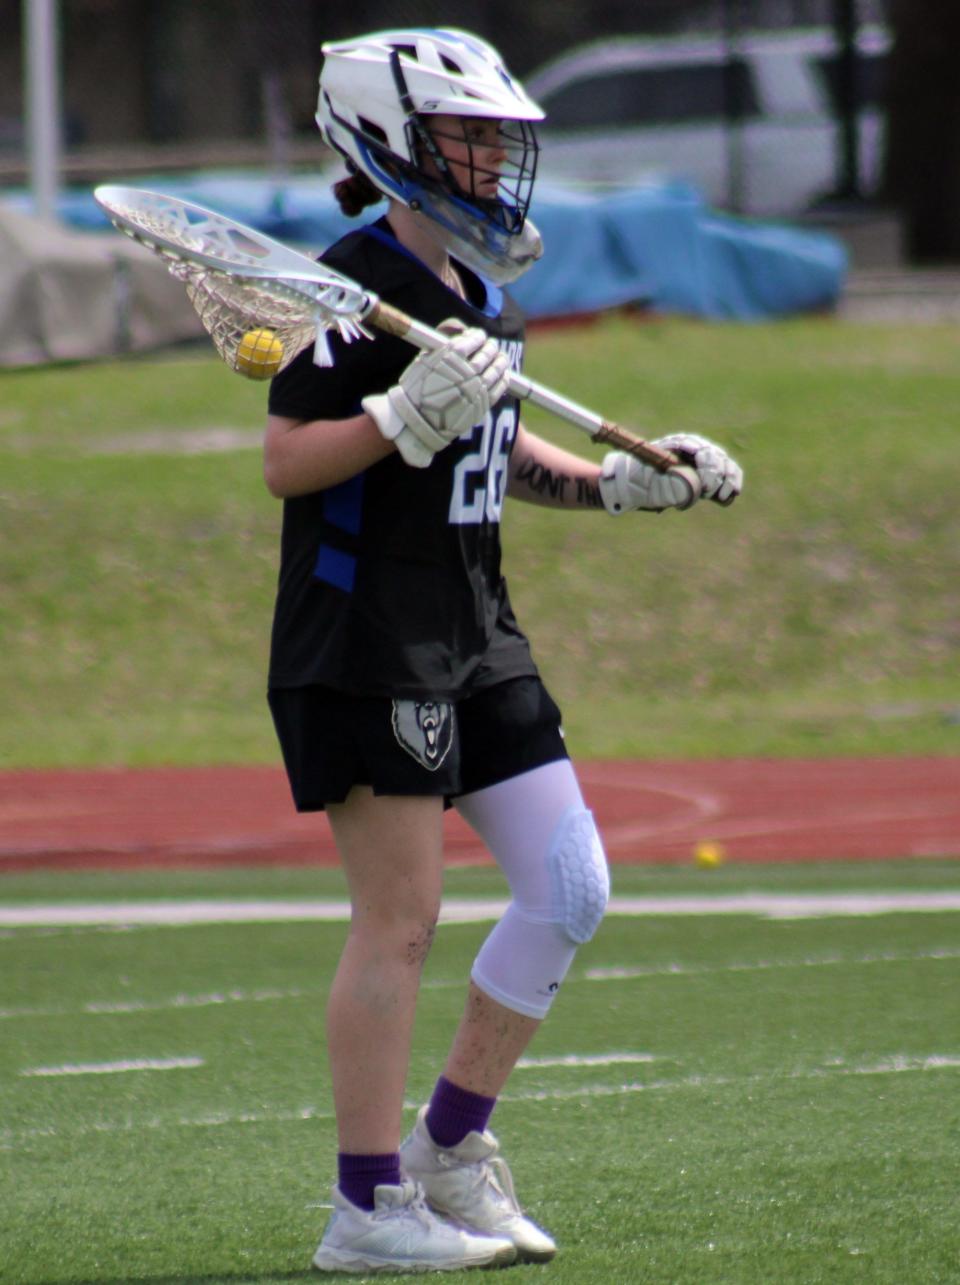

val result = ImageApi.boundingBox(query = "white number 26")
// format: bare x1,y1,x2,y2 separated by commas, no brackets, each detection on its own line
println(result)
448,407,518,526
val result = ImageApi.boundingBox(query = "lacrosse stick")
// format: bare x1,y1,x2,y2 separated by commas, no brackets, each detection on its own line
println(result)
94,184,685,475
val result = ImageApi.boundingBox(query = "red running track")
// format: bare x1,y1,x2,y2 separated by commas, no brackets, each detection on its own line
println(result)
1,758,958,872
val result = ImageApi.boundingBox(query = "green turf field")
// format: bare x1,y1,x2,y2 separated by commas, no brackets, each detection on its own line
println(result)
3,860,960,1283
2,317,960,767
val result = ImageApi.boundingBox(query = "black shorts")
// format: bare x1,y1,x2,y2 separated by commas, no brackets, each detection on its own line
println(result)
267,676,568,811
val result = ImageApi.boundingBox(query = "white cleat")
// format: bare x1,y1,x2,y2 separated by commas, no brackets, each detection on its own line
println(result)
400,1107,557,1263
311,1178,517,1274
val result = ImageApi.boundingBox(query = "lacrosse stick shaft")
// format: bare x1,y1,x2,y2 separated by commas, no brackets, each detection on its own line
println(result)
367,301,680,472
91,186,677,469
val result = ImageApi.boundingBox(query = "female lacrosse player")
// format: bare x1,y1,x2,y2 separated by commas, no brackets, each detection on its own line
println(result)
264,27,742,1275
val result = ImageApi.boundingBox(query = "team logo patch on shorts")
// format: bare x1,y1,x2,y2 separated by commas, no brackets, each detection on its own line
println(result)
391,700,455,772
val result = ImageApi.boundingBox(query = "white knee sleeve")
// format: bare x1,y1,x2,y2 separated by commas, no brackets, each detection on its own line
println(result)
470,904,576,1020
456,762,610,1019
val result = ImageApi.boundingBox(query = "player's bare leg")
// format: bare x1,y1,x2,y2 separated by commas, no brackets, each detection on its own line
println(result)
400,762,611,1262
315,787,516,1272
401,984,556,1262
325,788,444,1155
442,981,541,1096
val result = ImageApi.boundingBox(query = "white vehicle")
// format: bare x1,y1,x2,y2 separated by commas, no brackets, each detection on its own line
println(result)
526,26,891,216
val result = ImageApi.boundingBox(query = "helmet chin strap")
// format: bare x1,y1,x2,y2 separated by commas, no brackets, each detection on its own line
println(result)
436,212,543,285
461,217,543,285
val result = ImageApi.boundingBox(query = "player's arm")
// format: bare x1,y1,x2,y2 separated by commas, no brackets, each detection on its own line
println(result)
508,425,743,513
264,321,510,499
507,425,606,509
263,412,392,499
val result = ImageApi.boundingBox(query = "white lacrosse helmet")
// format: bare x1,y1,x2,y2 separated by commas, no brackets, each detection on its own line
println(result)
317,28,545,283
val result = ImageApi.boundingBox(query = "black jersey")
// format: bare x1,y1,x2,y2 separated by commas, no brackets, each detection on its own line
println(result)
266,217,538,700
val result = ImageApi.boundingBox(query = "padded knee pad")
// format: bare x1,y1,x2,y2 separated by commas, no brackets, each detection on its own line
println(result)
547,808,610,944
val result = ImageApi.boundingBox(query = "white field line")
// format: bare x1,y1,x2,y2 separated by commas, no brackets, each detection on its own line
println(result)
496,1055,960,1107
20,1056,203,1077
583,945,960,983
4,891,960,929
5,1055,960,1150
0,899,365,928
0,986,311,1022
83,985,307,1014
517,1052,657,1069
1,945,958,1023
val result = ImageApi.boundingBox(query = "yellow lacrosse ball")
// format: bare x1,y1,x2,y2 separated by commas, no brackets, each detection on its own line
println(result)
235,328,284,380
693,841,726,869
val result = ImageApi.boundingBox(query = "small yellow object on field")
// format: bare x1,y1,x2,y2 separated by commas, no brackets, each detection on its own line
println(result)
693,841,726,869
235,327,284,380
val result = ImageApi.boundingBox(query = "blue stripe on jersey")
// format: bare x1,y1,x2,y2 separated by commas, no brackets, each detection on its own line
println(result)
314,544,356,593
313,475,363,592
479,279,503,317
363,223,426,270
322,473,364,535
362,224,503,318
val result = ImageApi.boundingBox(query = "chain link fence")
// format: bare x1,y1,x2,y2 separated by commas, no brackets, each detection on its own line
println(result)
3,0,888,189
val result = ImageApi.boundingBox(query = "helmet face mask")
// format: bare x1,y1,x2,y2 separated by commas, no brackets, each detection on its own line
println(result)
412,114,539,235
317,28,544,282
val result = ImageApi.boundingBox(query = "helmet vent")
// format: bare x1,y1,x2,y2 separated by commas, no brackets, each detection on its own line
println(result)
440,54,463,74
357,116,388,144
394,43,418,61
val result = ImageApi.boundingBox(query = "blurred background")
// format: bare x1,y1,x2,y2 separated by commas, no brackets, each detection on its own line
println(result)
2,0,958,262
2,0,958,770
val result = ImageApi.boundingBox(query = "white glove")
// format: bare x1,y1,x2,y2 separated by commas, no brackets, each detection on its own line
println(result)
651,433,743,505
598,451,701,514
362,321,511,468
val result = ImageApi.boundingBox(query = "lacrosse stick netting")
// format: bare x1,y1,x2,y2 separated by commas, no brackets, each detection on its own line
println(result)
96,185,371,374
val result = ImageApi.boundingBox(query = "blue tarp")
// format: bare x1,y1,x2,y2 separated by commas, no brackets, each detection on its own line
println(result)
13,172,846,322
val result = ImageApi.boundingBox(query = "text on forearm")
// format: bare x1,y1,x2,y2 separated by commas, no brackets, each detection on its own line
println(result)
514,458,603,507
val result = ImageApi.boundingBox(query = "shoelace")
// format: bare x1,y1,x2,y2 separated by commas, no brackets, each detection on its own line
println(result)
485,1156,521,1213
373,1183,435,1230
441,1152,522,1215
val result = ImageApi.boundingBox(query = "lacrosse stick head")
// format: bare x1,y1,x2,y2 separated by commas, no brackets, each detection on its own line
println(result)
94,185,375,376
317,29,543,283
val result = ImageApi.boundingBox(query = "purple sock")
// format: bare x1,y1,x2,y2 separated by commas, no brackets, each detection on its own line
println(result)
425,1075,496,1149
338,1152,402,1211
